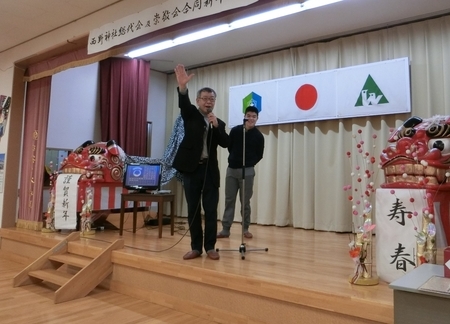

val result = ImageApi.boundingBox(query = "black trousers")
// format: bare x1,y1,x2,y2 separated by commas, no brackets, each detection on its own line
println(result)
182,163,218,253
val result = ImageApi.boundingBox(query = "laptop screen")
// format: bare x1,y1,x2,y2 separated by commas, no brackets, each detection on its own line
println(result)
123,163,161,192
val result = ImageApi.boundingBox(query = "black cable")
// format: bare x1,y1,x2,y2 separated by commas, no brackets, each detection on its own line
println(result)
182,121,214,240
68,120,216,254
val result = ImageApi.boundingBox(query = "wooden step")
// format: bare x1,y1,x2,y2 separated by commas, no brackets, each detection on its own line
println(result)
13,235,124,304
29,269,73,286
49,253,92,268
67,241,105,259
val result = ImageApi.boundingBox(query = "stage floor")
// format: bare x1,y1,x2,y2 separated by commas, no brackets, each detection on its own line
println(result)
7,212,434,323
61,213,394,304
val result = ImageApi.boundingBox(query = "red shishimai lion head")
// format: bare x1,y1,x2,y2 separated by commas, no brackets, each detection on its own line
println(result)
59,140,126,183
380,115,450,188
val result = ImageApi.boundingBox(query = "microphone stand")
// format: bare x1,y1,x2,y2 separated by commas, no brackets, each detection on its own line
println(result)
217,118,268,260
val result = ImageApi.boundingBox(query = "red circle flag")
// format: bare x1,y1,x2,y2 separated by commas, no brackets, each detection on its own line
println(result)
295,84,318,110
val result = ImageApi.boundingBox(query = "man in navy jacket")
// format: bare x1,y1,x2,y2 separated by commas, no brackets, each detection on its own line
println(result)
172,64,229,260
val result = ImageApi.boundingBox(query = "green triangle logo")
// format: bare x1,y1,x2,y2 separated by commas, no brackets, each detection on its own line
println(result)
355,74,389,106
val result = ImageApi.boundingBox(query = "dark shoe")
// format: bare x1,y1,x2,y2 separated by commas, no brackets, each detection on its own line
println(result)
217,232,230,238
243,231,253,238
183,250,201,260
206,249,220,260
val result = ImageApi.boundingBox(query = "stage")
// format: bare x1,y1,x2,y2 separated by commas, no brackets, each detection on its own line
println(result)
0,212,432,324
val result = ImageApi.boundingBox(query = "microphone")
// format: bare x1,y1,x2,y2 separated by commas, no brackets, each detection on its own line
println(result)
243,118,249,131
207,108,213,128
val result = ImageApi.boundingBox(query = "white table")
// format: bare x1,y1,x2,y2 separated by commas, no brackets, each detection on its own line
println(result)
389,264,450,324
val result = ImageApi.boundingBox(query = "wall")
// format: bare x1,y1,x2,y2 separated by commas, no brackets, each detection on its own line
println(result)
46,63,168,157
47,63,101,150
147,70,168,158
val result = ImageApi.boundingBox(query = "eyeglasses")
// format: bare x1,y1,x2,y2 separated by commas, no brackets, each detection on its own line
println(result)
199,97,216,102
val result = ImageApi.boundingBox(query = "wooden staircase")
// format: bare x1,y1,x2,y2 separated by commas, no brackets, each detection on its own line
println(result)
12,232,124,303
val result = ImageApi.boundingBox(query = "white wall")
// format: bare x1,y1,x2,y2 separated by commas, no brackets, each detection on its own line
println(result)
47,64,168,157
47,63,101,150
147,70,168,158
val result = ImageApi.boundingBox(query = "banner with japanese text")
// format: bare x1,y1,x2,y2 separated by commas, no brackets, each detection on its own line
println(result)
88,0,257,54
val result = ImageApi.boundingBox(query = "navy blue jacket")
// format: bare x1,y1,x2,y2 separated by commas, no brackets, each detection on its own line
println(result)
172,89,229,187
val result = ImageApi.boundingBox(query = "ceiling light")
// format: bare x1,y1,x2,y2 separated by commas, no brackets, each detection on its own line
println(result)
302,0,343,10
127,40,175,58
230,4,302,29
126,0,343,58
174,24,229,45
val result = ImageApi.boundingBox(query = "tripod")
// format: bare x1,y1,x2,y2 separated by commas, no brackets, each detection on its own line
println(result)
217,118,268,260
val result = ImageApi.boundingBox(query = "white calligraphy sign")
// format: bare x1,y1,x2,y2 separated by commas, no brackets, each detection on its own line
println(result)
376,188,449,283
376,189,425,283
54,174,82,230
88,0,257,54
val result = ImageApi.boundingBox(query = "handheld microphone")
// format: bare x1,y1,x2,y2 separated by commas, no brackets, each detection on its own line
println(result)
207,108,213,128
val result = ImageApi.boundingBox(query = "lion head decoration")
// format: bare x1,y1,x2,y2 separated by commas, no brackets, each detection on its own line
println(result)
59,140,126,183
380,115,450,188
